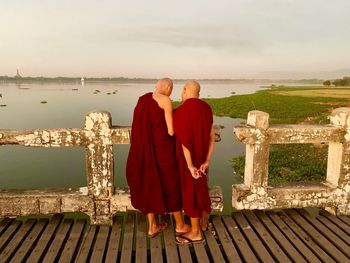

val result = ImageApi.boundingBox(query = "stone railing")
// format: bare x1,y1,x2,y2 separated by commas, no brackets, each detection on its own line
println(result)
233,107,350,215
0,110,223,225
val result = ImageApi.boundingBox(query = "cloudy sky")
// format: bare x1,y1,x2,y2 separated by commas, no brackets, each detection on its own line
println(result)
1,0,350,79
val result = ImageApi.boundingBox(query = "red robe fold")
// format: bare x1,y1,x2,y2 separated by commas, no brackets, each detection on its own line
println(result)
126,92,181,215
173,98,213,218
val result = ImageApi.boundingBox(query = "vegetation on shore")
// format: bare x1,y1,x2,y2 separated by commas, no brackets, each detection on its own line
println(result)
205,86,348,124
323,76,350,87
205,85,349,185
232,144,328,185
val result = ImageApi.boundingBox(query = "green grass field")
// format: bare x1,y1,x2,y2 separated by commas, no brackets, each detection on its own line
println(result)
271,87,350,99
205,86,348,124
232,144,328,185
206,85,349,184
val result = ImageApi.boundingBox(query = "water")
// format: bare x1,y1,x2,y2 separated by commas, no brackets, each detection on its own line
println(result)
0,81,268,213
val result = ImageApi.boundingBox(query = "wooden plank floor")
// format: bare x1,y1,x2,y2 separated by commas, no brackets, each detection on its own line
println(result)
1,209,350,262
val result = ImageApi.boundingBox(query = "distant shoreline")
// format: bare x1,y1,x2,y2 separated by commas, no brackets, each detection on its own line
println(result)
0,76,323,85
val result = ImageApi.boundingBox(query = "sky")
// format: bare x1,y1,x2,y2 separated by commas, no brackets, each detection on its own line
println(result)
1,0,350,79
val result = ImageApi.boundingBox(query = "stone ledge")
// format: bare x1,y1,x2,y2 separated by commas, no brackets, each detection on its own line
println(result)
232,182,342,211
0,187,88,196
111,186,224,213
0,186,224,221
234,125,345,145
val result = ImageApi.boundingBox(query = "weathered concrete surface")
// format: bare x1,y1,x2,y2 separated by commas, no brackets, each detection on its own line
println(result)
268,125,345,144
110,186,224,213
85,111,114,199
84,111,115,224
209,185,224,212
233,108,350,216
326,108,350,214
0,124,218,147
242,111,270,189
0,197,39,216
111,126,131,144
110,187,134,212
0,188,93,216
0,127,131,147
0,186,224,222
235,125,345,144
0,129,85,147
232,182,341,210
0,187,126,220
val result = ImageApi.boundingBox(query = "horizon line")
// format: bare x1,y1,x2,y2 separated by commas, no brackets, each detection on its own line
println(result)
0,75,329,81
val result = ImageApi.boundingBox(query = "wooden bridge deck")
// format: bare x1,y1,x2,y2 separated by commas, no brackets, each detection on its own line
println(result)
1,209,350,262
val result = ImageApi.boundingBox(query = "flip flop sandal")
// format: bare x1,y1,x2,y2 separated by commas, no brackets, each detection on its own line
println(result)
175,230,190,236
175,225,191,236
175,234,206,245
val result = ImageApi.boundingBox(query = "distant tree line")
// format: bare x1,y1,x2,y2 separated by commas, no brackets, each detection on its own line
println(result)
0,75,325,85
0,76,158,84
323,76,350,87
0,75,81,83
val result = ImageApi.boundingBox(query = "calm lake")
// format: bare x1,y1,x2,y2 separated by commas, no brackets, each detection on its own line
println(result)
0,81,285,213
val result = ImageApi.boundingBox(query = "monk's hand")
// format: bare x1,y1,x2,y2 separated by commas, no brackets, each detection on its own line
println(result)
188,166,201,179
199,161,209,176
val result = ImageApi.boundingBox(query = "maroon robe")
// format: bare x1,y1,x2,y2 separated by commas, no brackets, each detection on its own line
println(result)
126,92,181,215
173,98,213,218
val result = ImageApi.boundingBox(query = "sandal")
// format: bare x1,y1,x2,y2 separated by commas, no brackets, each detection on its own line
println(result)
175,234,206,245
175,225,191,236
175,230,190,236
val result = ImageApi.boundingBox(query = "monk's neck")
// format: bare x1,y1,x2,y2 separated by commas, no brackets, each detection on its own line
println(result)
153,90,167,96
184,96,199,101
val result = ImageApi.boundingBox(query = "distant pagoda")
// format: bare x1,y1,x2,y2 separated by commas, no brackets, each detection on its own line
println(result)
15,69,22,78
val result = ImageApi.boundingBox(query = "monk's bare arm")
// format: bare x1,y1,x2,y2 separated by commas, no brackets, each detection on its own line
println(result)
199,126,215,174
182,145,201,179
160,97,174,136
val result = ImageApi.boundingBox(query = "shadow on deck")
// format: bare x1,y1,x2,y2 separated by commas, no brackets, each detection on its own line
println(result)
1,209,350,262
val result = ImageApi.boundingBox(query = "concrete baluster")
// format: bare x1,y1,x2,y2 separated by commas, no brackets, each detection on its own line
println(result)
85,111,114,224
244,111,270,190
326,108,350,215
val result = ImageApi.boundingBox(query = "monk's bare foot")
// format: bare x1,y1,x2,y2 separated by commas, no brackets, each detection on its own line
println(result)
200,219,208,231
175,224,191,235
148,222,168,238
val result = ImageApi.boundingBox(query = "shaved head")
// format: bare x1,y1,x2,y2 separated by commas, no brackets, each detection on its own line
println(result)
185,80,200,96
181,80,201,101
155,77,173,96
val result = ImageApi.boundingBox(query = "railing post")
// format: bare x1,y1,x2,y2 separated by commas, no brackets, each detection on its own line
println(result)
232,110,270,210
326,108,350,215
244,111,270,190
85,111,114,224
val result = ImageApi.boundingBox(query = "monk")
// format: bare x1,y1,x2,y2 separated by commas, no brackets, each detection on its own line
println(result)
126,78,190,238
174,80,215,245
